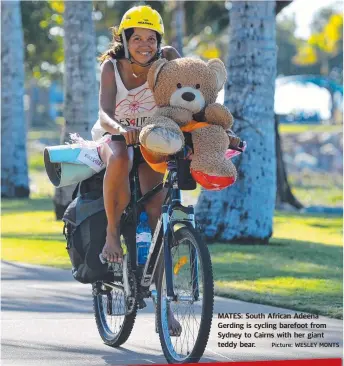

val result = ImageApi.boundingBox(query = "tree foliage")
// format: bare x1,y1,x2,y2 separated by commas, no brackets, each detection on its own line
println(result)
21,0,230,79
293,8,343,76
21,1,65,84
276,15,300,76
276,6,343,81
21,1,343,85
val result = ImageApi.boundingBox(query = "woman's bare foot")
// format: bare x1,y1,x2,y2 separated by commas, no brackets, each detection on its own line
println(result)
168,308,182,336
155,305,182,337
102,230,123,263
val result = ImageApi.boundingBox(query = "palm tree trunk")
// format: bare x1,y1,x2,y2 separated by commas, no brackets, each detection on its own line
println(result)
172,1,185,56
54,1,98,219
275,114,303,209
274,0,302,208
196,1,277,243
1,0,29,198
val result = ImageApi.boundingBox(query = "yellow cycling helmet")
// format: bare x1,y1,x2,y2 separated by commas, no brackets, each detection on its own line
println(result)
117,5,164,37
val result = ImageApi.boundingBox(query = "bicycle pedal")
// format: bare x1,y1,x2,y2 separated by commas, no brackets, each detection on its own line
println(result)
92,283,101,296
109,262,123,276
92,282,111,296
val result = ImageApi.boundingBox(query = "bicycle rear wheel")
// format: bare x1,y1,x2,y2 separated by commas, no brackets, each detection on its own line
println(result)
93,236,137,348
93,277,137,347
156,226,214,363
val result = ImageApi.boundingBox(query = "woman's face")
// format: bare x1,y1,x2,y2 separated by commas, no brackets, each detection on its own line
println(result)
128,28,158,64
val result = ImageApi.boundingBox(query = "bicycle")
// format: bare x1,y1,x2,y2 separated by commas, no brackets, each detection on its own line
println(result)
92,132,244,363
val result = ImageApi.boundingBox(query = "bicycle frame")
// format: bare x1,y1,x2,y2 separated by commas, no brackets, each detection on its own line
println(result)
139,156,199,301
115,145,200,303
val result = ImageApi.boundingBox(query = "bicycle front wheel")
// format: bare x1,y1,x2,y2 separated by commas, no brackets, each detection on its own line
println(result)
156,226,214,363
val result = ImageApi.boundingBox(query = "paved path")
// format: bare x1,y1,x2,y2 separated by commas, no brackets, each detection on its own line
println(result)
1,261,342,365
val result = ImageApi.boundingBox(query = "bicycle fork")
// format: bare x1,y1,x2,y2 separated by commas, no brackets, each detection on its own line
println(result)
148,203,200,304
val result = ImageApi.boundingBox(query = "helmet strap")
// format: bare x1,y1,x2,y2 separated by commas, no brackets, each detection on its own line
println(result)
122,32,130,59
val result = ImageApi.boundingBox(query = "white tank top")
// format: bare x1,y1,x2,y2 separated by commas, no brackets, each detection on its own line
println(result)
91,59,157,141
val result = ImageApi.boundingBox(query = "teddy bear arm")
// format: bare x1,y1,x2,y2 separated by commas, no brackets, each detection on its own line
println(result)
204,103,233,130
140,115,185,156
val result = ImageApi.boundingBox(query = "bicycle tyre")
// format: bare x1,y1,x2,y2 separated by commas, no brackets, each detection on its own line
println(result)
93,281,137,347
93,232,137,348
156,225,214,363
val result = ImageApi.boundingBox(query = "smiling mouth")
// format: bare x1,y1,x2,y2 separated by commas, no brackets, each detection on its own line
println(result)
137,51,152,56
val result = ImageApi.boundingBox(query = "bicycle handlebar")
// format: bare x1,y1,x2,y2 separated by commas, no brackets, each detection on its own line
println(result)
111,134,138,148
111,134,246,153
229,140,245,152
111,134,126,142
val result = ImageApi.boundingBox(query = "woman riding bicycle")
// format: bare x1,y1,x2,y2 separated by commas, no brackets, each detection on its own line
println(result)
91,5,181,334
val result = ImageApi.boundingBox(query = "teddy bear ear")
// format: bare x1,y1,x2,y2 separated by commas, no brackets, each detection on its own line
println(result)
147,59,168,91
207,59,227,92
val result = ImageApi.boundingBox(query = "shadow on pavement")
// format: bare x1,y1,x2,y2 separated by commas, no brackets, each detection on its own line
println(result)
2,339,217,364
1,260,73,282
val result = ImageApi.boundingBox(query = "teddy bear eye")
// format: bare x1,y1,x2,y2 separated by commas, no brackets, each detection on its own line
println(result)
177,83,182,89
195,84,200,89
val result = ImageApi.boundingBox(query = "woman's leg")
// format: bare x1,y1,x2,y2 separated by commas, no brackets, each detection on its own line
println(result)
98,141,133,262
139,163,182,336
139,162,166,230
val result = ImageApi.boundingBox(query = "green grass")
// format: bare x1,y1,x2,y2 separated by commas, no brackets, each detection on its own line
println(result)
279,123,342,135
289,173,343,207
1,197,342,318
210,212,343,319
188,173,342,208
28,129,61,141
27,147,54,198
29,152,45,172
1,199,68,268
27,119,63,142
292,185,343,207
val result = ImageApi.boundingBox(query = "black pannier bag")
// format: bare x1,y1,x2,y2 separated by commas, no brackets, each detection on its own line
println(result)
62,170,113,284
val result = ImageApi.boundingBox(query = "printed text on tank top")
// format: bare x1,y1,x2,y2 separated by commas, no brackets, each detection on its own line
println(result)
112,59,156,128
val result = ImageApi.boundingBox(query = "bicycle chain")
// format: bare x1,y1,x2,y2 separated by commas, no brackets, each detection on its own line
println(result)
125,263,137,315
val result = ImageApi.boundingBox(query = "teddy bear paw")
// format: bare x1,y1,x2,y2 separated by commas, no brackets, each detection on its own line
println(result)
142,128,183,154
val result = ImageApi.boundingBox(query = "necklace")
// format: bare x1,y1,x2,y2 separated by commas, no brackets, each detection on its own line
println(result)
132,70,147,79
117,60,147,81
130,64,148,79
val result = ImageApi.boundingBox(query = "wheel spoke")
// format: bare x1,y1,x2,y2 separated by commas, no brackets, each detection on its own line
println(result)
157,227,214,363
93,248,137,348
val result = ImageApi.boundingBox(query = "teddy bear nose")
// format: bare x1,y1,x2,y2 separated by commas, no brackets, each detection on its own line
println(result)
182,92,195,102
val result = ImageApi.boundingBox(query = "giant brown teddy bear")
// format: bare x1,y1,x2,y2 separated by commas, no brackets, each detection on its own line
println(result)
139,57,238,188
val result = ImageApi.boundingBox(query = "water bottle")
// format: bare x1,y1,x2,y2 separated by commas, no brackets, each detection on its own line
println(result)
136,212,152,265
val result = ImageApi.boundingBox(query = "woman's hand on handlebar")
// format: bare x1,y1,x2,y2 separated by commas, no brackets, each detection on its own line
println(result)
120,126,141,145
226,129,246,152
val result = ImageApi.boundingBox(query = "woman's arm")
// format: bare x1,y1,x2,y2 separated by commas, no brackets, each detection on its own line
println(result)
99,59,126,134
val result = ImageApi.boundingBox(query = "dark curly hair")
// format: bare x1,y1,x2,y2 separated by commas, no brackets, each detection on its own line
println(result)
98,27,162,64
